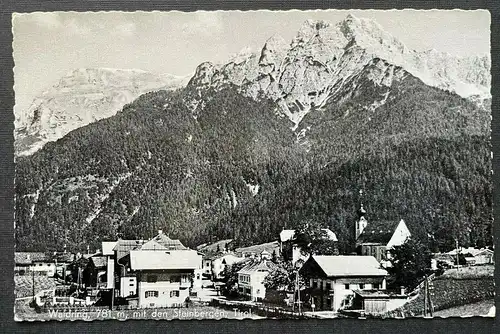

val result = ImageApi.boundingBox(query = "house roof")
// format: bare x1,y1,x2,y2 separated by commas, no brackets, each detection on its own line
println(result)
140,240,168,251
15,252,48,265
113,239,146,260
280,230,296,242
235,241,280,256
238,259,277,275
129,249,201,271
279,228,338,242
102,241,118,256
356,220,401,245
83,251,102,259
150,233,187,250
90,256,107,268
304,255,387,277
447,247,493,257
353,290,390,298
51,252,75,263
220,254,245,265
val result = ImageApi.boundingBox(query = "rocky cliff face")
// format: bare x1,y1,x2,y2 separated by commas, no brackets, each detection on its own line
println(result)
15,68,190,156
187,14,490,129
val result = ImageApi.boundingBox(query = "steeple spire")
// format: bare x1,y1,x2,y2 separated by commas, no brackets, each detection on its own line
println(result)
358,189,366,218
355,189,368,240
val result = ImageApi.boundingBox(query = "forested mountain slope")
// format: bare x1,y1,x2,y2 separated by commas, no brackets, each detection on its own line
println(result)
15,59,491,253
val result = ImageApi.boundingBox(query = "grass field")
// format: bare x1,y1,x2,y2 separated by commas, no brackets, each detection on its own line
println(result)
440,265,494,279
386,267,495,318
433,299,494,318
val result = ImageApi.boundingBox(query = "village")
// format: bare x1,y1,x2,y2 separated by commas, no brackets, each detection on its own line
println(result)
14,202,495,320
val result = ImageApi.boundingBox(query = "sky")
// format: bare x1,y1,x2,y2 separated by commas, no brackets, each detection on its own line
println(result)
12,9,490,113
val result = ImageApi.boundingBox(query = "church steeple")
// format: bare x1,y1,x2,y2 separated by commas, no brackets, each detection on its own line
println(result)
355,189,368,240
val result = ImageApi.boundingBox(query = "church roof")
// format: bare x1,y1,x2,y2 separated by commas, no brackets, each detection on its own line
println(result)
357,220,401,245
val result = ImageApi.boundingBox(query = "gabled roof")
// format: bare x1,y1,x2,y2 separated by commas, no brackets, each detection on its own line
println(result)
102,241,118,256
356,220,401,245
150,233,187,250
89,256,107,268
129,249,201,271
15,252,48,265
113,239,146,260
238,259,277,275
447,247,493,257
140,239,168,251
302,255,387,277
83,251,102,260
220,254,245,265
235,241,280,255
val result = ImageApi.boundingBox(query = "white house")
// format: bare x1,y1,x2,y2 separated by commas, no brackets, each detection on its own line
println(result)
130,248,202,308
102,241,118,289
355,204,411,265
14,252,56,277
237,253,277,301
299,255,388,312
211,253,245,280
447,247,494,265
280,228,338,265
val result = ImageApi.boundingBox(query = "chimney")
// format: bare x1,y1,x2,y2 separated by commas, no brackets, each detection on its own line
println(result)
158,229,163,235
400,286,405,295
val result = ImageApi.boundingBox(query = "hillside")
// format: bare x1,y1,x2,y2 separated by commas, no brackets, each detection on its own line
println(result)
15,67,491,253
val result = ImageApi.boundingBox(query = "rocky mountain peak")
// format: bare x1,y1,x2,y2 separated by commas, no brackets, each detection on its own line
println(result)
15,67,189,156
186,14,490,129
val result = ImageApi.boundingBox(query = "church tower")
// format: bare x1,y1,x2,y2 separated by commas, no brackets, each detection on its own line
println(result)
355,190,368,240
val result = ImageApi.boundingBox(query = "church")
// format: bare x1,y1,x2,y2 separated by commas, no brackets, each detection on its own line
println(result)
354,197,411,266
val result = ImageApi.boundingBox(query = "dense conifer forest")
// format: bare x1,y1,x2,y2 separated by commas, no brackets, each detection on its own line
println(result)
15,66,492,254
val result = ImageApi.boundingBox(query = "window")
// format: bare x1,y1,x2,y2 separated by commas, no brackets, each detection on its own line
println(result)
344,284,350,290
129,283,134,287
170,275,181,283
145,291,158,298
170,290,180,298
312,281,317,288
181,274,190,283
129,291,134,296
326,282,331,290
359,284,365,290
374,283,380,289
146,275,157,283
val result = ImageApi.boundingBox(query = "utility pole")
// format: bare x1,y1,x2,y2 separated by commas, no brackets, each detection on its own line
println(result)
423,275,428,317
428,279,434,317
32,269,35,302
455,238,460,271
111,286,115,311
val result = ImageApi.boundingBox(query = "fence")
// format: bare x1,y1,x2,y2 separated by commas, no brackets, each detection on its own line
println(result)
411,273,436,294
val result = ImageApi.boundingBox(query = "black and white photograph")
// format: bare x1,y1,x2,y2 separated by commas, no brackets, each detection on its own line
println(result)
12,9,494,321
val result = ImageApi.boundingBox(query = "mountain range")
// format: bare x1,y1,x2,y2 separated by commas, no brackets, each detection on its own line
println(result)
15,68,189,156
14,15,492,254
